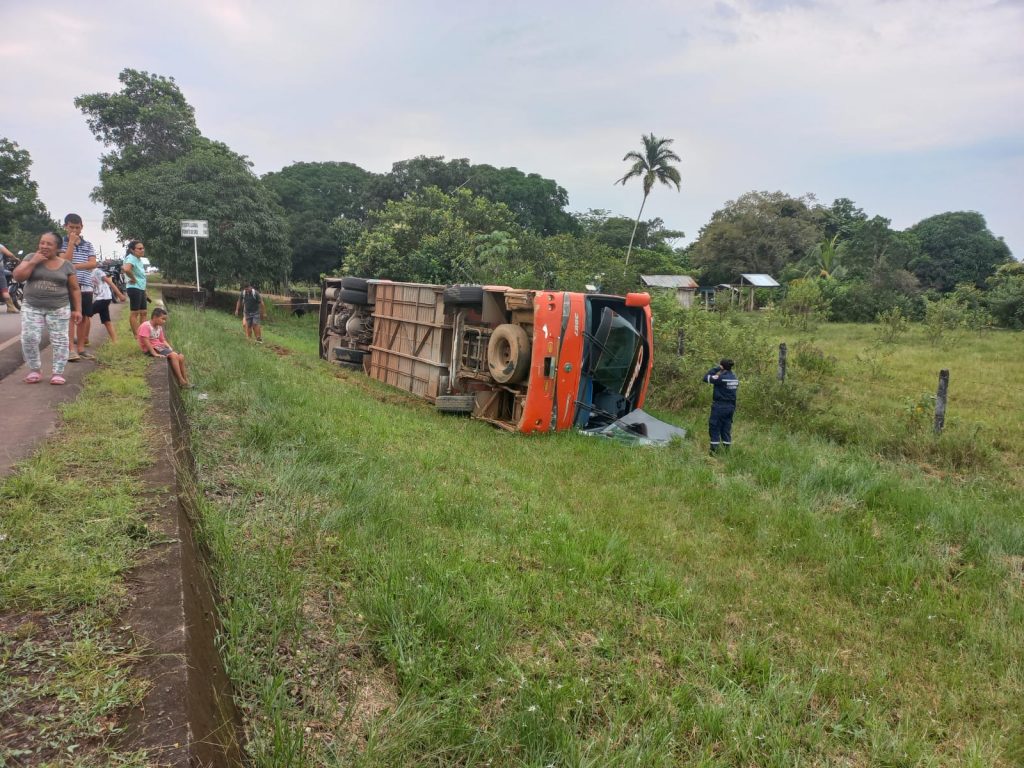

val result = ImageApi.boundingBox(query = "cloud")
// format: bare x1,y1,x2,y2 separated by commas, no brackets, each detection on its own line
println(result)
1,0,1021,259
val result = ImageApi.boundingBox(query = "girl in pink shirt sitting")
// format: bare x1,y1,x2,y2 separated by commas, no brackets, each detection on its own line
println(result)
137,307,190,388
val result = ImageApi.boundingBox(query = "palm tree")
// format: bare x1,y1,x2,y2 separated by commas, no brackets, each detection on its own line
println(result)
616,134,682,265
804,234,846,280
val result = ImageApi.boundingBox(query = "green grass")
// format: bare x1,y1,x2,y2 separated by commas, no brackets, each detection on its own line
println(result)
175,308,1024,767
0,332,156,767
781,322,1024,475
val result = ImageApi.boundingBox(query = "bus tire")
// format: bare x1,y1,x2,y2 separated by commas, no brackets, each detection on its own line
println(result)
443,285,483,307
339,288,369,305
487,324,530,384
341,276,369,291
335,348,366,364
436,394,476,414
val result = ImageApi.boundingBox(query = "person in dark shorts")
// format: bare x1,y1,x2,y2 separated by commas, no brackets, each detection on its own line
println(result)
121,240,149,337
234,283,266,343
87,265,127,342
61,214,98,361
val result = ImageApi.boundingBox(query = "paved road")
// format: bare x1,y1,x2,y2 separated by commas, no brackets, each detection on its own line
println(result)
0,304,122,476
0,308,33,382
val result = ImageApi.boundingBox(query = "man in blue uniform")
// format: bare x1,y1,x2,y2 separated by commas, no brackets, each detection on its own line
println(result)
703,358,738,454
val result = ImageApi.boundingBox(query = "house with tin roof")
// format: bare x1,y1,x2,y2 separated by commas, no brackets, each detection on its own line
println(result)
640,274,699,308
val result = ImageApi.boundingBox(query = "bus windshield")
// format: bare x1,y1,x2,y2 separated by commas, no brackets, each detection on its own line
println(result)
591,310,643,395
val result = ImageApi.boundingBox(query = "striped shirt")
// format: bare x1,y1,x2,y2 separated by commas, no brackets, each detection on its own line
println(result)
62,236,97,292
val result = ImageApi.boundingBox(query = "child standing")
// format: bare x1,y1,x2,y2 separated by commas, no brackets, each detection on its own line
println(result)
137,307,191,388
87,265,126,342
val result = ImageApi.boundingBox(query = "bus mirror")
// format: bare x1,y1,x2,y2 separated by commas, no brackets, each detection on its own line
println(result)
625,292,650,307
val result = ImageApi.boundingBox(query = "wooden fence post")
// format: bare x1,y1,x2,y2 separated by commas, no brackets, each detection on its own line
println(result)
676,328,685,356
934,369,949,435
777,342,787,382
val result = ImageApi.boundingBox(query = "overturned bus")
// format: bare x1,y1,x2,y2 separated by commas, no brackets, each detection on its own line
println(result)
318,278,654,434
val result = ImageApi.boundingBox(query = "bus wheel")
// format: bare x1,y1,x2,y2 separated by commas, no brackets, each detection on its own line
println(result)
487,324,530,384
436,395,476,414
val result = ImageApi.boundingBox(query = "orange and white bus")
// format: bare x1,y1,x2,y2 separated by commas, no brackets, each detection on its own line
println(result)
319,278,654,434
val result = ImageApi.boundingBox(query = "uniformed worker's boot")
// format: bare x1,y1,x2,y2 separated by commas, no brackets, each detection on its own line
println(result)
709,443,719,456
4,297,17,313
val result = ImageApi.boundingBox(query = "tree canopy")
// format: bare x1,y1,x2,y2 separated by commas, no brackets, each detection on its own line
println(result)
689,191,821,285
75,69,198,172
908,211,1012,292
78,69,288,289
0,138,60,248
371,156,575,236
97,138,289,289
343,186,522,284
262,161,375,282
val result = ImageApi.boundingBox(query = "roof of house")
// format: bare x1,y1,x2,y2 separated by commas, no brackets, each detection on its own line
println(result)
640,274,699,289
739,273,781,287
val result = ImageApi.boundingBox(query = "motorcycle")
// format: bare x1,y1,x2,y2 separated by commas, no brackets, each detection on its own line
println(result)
3,251,24,310
100,258,127,300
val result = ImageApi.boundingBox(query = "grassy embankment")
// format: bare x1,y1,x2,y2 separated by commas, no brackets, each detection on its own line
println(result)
0,334,156,767
176,306,1023,767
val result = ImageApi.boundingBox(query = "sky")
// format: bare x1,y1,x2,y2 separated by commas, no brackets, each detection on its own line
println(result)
1,0,1022,264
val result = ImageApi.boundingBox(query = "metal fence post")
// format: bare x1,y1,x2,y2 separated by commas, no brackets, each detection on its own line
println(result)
777,342,787,382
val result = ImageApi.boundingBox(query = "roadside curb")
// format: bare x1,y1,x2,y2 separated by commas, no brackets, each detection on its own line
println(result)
117,362,242,766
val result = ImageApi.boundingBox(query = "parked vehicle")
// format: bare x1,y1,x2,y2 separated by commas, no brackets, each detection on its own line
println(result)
99,258,127,298
319,278,654,434
3,251,24,310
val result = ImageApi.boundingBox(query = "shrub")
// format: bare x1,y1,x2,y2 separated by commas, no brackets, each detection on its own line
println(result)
779,279,830,330
874,307,910,344
649,294,828,424
923,295,968,346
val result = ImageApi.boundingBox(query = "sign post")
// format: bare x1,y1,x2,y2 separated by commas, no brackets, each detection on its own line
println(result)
181,220,209,308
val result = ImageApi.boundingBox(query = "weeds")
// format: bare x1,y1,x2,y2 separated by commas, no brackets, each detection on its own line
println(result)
0,334,155,766
174,306,1024,767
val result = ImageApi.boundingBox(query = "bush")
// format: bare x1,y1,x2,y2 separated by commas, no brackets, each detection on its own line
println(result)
984,264,1024,329
923,295,968,346
779,279,830,330
874,307,910,344
649,295,827,423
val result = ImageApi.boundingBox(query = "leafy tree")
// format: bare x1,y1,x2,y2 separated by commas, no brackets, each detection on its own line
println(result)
370,156,575,236
908,211,1012,292
983,261,1024,329
75,69,198,172
78,70,289,289
343,187,522,284
0,138,60,247
574,209,685,254
842,215,919,280
823,197,867,240
616,134,682,265
689,191,823,285
262,161,375,282
95,138,289,290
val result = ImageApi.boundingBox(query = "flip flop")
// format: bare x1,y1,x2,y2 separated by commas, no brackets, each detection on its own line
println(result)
50,374,66,385
24,371,42,384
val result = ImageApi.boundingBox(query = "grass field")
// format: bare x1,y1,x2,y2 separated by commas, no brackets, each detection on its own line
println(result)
173,307,1023,767
0,335,155,767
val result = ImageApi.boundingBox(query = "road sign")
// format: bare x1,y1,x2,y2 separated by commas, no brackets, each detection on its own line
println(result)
180,220,209,238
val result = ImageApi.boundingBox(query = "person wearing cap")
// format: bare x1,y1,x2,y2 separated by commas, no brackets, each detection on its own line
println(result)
703,358,739,454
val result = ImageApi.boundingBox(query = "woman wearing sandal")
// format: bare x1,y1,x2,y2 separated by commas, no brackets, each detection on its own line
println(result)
14,232,83,385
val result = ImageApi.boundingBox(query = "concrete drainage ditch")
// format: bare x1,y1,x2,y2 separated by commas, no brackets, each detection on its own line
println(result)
117,363,243,766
